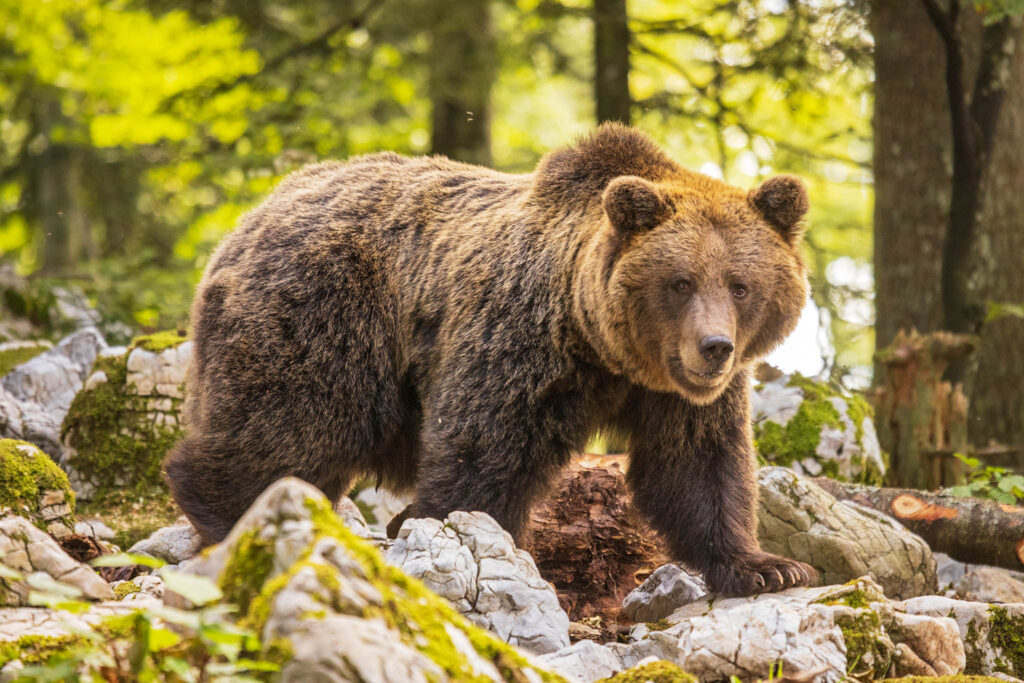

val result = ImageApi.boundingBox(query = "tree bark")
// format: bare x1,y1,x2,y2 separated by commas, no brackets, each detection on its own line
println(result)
428,0,495,166
593,0,631,124
524,455,668,621
813,477,1024,571
872,2,1024,447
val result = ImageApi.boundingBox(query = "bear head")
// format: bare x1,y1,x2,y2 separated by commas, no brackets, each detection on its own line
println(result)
593,171,808,404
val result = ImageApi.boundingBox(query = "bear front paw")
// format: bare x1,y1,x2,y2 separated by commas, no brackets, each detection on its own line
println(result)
705,552,817,597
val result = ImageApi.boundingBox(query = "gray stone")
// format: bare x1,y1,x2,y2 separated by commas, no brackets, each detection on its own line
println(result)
128,523,204,564
74,519,116,541
0,516,113,604
621,563,707,623
903,595,1024,678
354,486,411,534
387,511,571,654
757,466,937,598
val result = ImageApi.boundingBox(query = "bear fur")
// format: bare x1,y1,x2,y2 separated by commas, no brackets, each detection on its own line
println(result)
165,124,816,596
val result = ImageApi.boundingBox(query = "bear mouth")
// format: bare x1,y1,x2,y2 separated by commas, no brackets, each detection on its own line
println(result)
666,356,728,395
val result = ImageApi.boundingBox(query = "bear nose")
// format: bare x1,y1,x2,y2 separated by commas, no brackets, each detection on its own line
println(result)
699,335,734,364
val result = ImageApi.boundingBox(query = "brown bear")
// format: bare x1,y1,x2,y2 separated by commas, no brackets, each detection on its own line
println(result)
165,124,816,596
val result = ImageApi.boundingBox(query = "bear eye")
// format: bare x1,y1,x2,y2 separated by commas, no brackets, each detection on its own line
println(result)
731,284,749,299
673,278,692,295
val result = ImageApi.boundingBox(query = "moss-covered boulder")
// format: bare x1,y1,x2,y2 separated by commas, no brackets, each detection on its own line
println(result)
0,341,51,378
0,439,74,536
597,661,697,682
752,372,885,485
60,331,189,499
178,477,565,682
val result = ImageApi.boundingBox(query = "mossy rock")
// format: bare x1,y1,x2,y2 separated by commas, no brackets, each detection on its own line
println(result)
60,330,190,499
0,341,51,377
0,438,75,534
198,478,566,682
752,372,886,485
597,661,697,682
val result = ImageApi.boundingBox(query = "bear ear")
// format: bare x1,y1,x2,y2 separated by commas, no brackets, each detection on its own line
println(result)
603,176,672,234
748,175,809,244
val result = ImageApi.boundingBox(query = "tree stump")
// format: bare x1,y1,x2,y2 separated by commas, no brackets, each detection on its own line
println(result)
524,454,668,622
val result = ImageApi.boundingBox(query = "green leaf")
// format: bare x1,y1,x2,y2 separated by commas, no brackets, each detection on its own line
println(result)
148,625,182,651
91,552,166,569
0,562,23,581
949,485,974,498
997,475,1024,492
990,489,1016,504
161,569,223,606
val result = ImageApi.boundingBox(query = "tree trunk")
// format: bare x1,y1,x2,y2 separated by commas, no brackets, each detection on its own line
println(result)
593,0,631,124
524,455,668,621
872,3,1024,448
813,477,1024,571
428,0,495,166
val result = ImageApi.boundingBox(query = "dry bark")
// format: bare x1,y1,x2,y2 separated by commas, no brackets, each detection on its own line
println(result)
524,454,668,621
812,477,1024,571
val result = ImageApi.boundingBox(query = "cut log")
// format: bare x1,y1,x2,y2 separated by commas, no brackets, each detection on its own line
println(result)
524,455,668,621
812,477,1024,571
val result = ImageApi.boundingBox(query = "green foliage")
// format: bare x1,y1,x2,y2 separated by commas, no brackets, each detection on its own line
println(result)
949,453,1024,505
0,554,278,682
985,301,1024,324
597,661,697,682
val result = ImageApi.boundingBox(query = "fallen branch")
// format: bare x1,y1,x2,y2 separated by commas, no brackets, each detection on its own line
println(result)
812,477,1024,571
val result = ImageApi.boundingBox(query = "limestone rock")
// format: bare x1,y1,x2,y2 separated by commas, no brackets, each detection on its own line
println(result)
752,373,884,484
128,523,204,564
0,516,112,604
903,595,1024,678
756,466,937,598
74,519,115,541
388,511,571,654
621,564,706,623
180,477,561,682
61,331,190,498
0,340,51,377
0,439,76,536
955,566,1024,604
353,485,411,534
0,329,106,458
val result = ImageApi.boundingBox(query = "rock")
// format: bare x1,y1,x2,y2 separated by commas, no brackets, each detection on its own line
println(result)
334,495,375,539
128,523,204,564
904,595,1024,678
0,516,113,604
955,566,1024,604
112,574,164,601
0,439,76,536
752,373,884,484
353,485,411,533
61,331,190,498
0,340,51,378
540,640,628,682
388,511,571,654
74,519,115,541
0,329,106,458
621,564,706,623
179,476,560,681
756,466,937,598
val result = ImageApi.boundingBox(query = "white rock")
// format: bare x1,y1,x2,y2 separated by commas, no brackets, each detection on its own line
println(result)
387,511,571,654
0,516,113,604
537,640,626,682
622,564,707,623
354,486,411,533
74,519,116,541
129,523,204,564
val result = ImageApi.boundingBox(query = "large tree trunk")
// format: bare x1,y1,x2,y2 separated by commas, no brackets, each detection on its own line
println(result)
871,3,1024,449
593,0,631,124
813,478,1024,571
428,0,495,166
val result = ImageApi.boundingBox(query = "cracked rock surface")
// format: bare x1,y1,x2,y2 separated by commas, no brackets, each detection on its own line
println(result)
756,467,937,599
387,511,571,654
0,516,113,604
621,563,707,623
128,522,204,564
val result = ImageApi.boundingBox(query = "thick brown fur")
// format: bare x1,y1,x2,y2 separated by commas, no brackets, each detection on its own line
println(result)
165,124,816,596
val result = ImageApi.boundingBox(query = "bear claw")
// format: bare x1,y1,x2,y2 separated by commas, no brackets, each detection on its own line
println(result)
706,552,817,597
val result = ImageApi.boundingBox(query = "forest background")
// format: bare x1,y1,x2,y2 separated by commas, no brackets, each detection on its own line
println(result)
1,0,1021,474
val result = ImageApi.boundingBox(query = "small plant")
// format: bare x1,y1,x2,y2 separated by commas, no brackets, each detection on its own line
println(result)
949,453,1024,505
1,553,279,682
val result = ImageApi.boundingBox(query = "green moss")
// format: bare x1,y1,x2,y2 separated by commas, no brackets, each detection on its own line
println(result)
61,350,182,497
988,606,1024,676
835,609,889,676
964,619,985,675
219,529,276,615
896,678,1013,683
754,397,841,468
0,634,86,666
645,618,671,631
130,330,188,353
597,661,697,682
0,439,75,529
0,342,48,377
112,581,141,599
